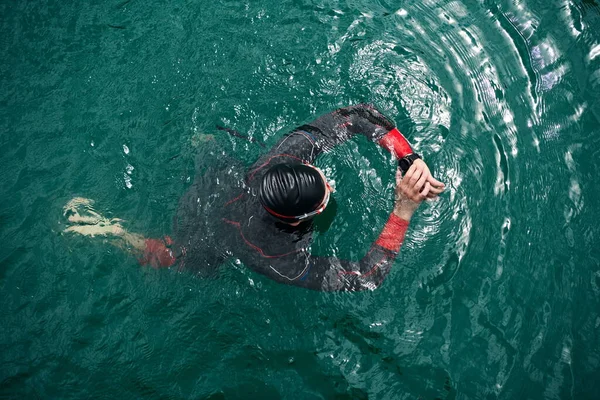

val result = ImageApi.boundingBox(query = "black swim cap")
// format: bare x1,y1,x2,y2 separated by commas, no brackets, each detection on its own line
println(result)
259,163,326,221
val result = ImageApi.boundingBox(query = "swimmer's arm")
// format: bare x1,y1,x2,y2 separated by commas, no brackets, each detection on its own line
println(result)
258,242,402,291
258,210,409,291
248,104,413,169
247,129,324,172
253,211,409,291
310,104,447,196
277,164,433,291
305,104,414,157
301,212,410,292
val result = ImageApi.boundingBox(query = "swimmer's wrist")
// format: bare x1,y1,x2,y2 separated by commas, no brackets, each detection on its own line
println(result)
393,203,414,222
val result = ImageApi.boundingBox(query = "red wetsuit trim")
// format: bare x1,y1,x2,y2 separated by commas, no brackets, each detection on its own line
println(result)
224,193,244,207
378,128,413,159
375,213,410,253
140,236,176,268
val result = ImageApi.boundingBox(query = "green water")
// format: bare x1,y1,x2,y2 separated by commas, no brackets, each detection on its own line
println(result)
2,0,600,398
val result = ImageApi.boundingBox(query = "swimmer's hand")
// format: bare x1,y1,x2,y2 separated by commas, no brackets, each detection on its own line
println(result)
412,159,445,199
393,161,444,221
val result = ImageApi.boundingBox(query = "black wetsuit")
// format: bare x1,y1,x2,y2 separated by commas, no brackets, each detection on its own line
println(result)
154,105,414,291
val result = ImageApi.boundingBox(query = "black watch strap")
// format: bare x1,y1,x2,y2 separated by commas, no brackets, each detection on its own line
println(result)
398,153,421,174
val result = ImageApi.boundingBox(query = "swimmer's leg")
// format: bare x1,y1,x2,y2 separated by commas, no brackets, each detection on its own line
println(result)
63,197,145,250
63,197,175,268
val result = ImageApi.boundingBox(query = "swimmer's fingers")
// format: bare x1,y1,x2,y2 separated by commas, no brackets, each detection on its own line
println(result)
426,184,445,199
415,172,428,193
396,164,415,201
420,182,431,198
402,170,428,202
402,162,422,186
429,182,445,193
427,175,445,189
411,159,444,189
426,191,438,199
408,163,424,185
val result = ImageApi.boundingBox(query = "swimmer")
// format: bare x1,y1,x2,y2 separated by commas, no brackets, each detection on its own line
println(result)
65,104,444,291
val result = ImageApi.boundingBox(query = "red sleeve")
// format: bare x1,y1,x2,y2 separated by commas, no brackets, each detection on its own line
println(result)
139,236,176,268
378,128,414,159
374,213,410,252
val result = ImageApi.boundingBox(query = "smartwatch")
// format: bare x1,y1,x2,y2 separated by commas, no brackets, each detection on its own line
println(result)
398,153,421,174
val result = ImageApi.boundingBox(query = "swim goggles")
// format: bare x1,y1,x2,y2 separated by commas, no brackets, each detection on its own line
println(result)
295,179,333,220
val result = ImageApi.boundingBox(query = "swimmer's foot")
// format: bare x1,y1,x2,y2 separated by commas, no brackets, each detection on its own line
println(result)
63,197,125,237
65,222,124,237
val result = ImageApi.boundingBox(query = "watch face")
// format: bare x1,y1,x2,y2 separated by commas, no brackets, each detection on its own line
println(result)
399,158,411,173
